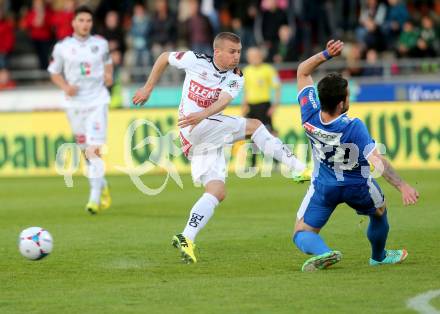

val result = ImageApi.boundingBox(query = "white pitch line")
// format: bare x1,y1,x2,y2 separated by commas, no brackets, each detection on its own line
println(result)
407,289,440,314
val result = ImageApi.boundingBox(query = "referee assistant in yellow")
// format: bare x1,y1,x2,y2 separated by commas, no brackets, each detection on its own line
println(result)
242,47,281,167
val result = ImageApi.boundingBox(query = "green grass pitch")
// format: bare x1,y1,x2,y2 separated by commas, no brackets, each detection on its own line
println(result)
0,170,439,313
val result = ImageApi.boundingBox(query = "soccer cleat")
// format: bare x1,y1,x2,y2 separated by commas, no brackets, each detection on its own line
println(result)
301,250,342,272
293,167,312,183
100,185,112,210
85,201,100,215
172,233,197,264
369,249,408,266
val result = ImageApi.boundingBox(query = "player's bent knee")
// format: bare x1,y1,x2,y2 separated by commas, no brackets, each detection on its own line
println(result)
374,205,386,217
205,181,226,202
85,146,101,159
294,218,320,235
245,118,262,135
213,189,226,202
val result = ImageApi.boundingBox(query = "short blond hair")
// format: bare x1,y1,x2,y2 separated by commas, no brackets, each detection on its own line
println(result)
213,32,241,49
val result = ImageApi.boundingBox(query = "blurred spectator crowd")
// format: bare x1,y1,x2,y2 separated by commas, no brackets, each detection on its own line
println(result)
0,0,439,89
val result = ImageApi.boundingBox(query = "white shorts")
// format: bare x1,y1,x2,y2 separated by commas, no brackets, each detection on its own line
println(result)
66,104,108,147
180,114,247,186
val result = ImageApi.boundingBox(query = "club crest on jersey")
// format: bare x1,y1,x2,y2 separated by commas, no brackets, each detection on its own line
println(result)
303,122,342,145
90,45,99,53
227,80,239,89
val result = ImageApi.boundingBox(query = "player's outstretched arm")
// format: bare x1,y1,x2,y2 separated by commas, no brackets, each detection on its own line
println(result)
297,40,344,91
368,149,420,206
178,91,233,130
132,52,170,106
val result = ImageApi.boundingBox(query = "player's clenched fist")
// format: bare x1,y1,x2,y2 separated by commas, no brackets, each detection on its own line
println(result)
132,88,151,106
64,85,78,97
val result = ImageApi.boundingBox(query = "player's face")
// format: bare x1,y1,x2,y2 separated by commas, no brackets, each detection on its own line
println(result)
246,48,262,66
215,40,242,70
72,12,93,37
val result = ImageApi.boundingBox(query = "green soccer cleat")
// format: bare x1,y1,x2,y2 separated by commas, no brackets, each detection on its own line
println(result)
100,185,112,210
301,250,342,272
172,233,197,264
293,167,312,183
85,201,100,215
369,249,408,266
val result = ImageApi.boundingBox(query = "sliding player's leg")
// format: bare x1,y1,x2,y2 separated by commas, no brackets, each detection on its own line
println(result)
293,182,342,271
346,179,407,266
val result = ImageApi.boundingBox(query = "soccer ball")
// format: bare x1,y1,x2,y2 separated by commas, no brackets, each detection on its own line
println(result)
18,227,53,260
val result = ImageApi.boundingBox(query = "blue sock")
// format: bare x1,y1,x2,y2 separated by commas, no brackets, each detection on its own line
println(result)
367,210,389,261
293,230,331,255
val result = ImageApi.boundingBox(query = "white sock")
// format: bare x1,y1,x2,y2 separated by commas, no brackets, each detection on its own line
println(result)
182,193,219,242
251,125,305,172
87,157,105,204
89,179,102,204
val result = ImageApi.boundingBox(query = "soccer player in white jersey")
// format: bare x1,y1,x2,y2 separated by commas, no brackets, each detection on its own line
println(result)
48,6,113,214
133,32,306,263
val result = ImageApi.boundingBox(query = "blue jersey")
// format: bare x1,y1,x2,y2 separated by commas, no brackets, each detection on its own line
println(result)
298,86,375,186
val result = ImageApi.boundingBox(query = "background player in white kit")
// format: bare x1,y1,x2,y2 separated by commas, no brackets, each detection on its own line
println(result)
48,6,113,214
133,32,305,263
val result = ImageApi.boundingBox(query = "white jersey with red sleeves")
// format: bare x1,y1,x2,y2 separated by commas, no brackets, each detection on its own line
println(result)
48,35,112,106
168,51,244,117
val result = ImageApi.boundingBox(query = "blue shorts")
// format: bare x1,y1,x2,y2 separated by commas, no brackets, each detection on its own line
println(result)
296,179,385,229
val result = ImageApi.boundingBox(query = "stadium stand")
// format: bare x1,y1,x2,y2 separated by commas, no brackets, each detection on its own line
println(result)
0,0,438,92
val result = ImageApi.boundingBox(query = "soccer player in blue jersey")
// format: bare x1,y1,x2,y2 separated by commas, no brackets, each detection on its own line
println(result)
293,40,420,271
